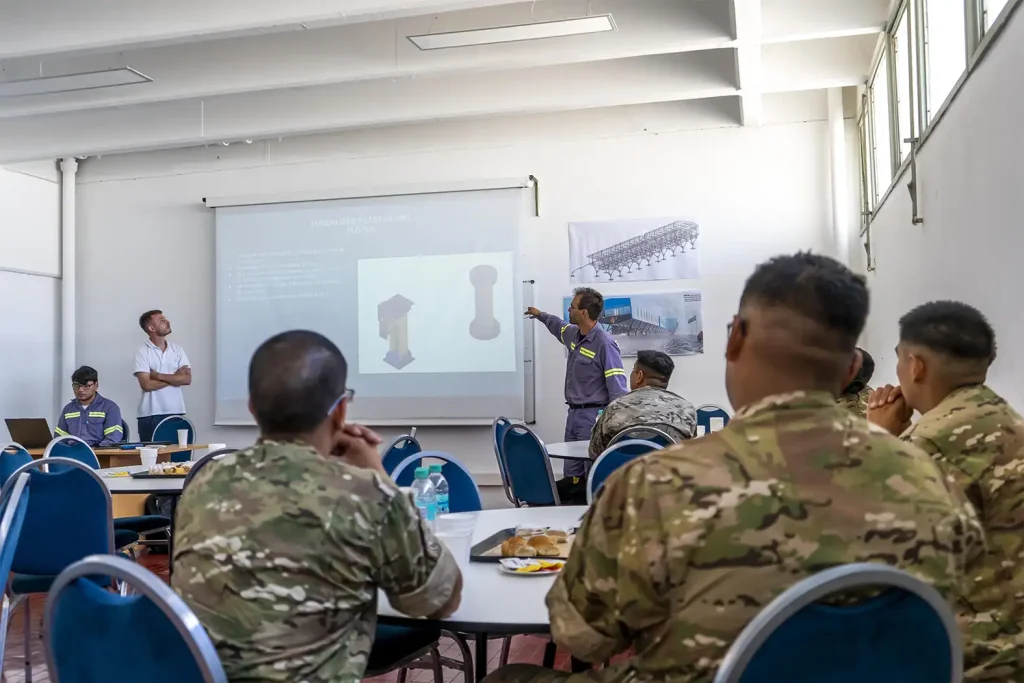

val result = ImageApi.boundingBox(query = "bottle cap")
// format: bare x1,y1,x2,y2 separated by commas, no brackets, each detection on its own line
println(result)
429,464,443,473
414,467,429,479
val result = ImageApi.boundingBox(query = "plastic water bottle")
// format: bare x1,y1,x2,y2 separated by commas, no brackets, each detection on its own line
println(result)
410,467,437,530
428,464,450,516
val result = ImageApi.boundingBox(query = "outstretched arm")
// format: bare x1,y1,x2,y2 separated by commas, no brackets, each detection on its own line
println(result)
526,307,577,349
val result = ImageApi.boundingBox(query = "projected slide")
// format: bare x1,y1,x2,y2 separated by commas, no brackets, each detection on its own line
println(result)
214,187,527,424
358,253,516,375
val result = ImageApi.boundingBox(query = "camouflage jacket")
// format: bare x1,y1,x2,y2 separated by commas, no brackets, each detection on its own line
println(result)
172,441,460,683
588,385,696,459
837,385,872,418
901,384,1024,680
547,391,983,683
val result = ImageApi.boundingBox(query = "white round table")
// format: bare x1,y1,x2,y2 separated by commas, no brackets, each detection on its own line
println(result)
544,441,590,461
100,466,187,494
378,506,588,681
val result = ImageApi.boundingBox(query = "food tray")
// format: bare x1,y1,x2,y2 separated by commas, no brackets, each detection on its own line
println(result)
130,472,189,479
469,527,575,563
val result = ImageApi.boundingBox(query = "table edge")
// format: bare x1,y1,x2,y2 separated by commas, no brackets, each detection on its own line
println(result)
377,613,551,635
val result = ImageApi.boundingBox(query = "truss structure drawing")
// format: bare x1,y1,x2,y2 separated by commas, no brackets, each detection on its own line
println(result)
571,220,699,281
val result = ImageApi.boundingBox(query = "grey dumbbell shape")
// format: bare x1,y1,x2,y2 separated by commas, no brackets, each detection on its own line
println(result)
469,265,500,341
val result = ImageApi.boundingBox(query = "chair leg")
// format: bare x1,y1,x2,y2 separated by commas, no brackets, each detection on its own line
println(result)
397,667,408,683
23,597,31,683
499,637,511,667
430,645,444,683
542,641,556,669
442,630,475,683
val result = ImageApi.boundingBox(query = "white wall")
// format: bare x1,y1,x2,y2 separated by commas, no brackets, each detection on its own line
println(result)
0,163,61,442
75,96,849,478
863,5,1023,406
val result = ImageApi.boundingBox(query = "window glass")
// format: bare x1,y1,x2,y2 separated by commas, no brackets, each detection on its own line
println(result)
894,9,914,163
870,54,892,199
924,0,966,121
985,0,1010,30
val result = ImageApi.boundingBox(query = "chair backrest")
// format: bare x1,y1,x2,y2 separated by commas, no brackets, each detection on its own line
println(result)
45,554,227,683
713,563,962,683
182,448,237,490
501,425,560,506
382,434,422,475
153,416,197,463
586,440,662,504
1,457,114,577
608,425,679,447
696,404,731,436
43,435,101,471
0,472,31,583
391,451,482,513
0,442,34,486
491,417,516,506
121,419,131,442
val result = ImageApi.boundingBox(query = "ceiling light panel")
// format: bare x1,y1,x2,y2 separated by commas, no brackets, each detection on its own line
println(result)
408,14,616,50
0,67,152,98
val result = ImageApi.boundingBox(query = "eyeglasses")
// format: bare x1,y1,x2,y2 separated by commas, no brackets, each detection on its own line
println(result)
72,382,96,390
326,388,355,416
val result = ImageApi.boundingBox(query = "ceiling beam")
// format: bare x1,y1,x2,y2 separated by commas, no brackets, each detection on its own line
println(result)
731,0,763,126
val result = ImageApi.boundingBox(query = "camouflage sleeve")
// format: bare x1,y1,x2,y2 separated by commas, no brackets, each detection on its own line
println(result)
588,409,613,460
546,458,680,663
373,483,460,618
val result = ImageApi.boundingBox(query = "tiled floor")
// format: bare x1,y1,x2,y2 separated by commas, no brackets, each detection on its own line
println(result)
1,551,578,683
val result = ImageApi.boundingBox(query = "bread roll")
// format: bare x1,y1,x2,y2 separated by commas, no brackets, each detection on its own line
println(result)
533,543,561,557
527,535,555,548
501,537,537,558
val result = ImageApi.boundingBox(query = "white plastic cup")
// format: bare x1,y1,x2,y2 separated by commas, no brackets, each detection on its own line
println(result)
140,447,159,469
696,425,707,437
177,429,189,447
199,443,227,461
435,513,477,564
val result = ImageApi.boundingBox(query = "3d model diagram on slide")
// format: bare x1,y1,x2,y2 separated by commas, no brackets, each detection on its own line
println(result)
378,294,415,369
358,252,517,375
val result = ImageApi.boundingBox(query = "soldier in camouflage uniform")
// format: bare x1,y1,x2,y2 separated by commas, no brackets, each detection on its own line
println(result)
867,301,1024,680
588,349,696,459
172,331,462,683
836,347,874,418
485,253,983,683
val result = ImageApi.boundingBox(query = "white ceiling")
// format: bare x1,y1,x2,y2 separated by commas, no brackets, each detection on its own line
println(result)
0,0,889,163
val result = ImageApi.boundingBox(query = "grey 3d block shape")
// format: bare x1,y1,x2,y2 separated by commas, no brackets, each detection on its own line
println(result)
378,294,415,369
469,264,500,341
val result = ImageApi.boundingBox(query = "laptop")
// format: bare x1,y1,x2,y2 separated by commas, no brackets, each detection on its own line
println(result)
5,418,54,449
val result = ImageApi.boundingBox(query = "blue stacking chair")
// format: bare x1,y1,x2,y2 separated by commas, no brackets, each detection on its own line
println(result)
0,443,33,486
152,416,197,463
608,425,679,448
587,440,662,503
0,473,31,666
44,554,227,683
491,417,517,506
182,448,238,490
2,458,119,683
713,563,963,683
501,425,560,506
696,404,731,435
43,436,168,549
391,452,482,513
383,434,422,475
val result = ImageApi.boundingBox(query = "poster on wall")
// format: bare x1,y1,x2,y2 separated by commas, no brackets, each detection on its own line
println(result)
562,291,704,357
568,217,701,283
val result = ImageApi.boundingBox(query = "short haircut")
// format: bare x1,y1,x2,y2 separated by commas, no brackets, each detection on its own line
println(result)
573,287,604,321
139,309,162,332
857,347,875,384
636,350,675,382
739,252,869,351
899,301,996,363
248,330,348,435
72,366,98,385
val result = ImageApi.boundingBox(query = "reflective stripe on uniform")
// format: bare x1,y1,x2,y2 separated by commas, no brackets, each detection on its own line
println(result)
604,368,626,377
570,342,577,351
64,412,80,419
88,411,106,418
104,425,123,435
55,427,69,436
560,325,569,342
579,347,596,359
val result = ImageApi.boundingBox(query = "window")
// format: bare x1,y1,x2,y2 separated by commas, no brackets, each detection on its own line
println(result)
860,114,875,211
924,0,966,122
893,8,915,163
984,0,1010,30
869,54,892,200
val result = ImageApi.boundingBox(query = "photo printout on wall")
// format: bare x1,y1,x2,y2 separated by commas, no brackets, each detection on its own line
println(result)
562,291,704,357
568,217,701,283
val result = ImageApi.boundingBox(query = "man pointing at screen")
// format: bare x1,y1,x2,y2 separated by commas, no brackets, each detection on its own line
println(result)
527,287,628,504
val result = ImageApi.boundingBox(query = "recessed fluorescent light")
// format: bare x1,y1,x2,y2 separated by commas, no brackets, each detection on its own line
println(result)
408,14,615,50
0,67,152,98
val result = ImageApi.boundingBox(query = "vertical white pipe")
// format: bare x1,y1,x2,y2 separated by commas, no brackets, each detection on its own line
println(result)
60,157,78,390
827,88,849,266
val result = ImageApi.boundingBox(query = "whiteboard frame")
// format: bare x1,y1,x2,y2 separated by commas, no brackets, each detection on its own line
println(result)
203,177,534,209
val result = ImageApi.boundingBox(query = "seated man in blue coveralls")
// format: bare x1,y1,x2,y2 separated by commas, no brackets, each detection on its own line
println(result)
527,287,628,505
55,365,125,447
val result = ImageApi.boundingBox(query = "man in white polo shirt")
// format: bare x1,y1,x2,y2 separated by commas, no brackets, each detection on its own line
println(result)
134,309,192,441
